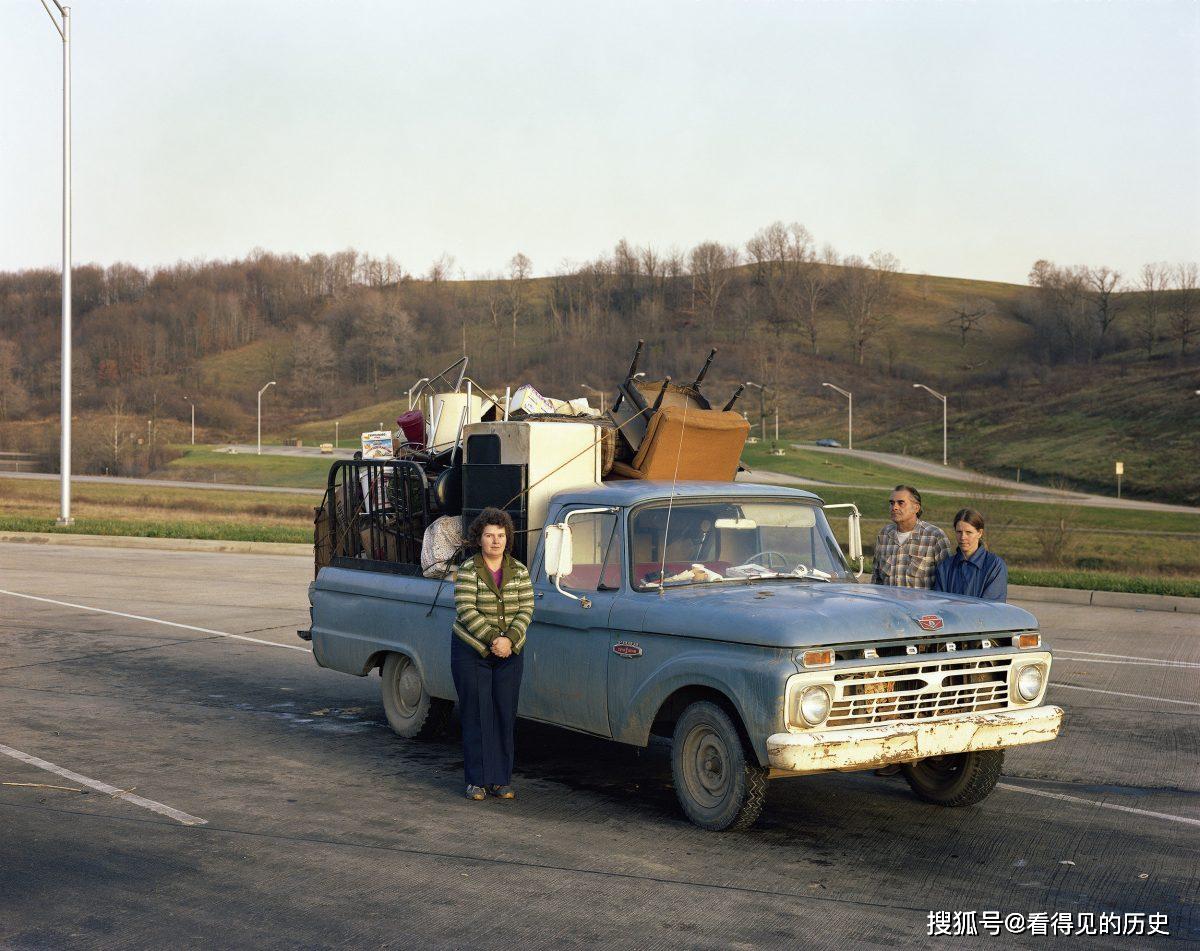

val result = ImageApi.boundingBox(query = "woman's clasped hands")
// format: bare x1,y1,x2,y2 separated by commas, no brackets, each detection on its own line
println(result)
490,635,513,659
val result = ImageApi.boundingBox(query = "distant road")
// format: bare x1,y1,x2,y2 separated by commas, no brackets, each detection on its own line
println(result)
222,444,355,459
0,470,320,496
773,445,1200,514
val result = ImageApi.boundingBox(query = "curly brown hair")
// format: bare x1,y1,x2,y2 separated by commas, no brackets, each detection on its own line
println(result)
467,507,514,555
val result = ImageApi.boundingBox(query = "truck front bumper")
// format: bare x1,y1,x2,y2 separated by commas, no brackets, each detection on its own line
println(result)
766,705,1063,775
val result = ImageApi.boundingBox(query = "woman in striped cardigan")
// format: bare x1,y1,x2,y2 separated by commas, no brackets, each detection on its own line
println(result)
452,507,534,801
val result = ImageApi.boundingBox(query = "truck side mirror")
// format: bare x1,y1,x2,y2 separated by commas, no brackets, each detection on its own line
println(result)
543,506,617,603
847,511,862,562
823,503,864,579
543,523,574,580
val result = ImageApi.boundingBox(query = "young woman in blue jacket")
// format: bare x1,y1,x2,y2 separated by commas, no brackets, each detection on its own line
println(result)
933,507,1008,602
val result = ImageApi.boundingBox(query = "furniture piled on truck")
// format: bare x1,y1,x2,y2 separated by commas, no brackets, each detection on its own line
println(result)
313,344,748,578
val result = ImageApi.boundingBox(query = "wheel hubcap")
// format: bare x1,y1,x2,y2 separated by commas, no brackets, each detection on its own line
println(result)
396,662,422,714
684,726,731,807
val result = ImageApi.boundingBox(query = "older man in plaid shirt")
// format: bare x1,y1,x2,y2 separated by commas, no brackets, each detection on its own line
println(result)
872,485,951,588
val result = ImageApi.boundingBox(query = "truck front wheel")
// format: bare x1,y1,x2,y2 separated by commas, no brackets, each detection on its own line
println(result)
902,750,1003,806
671,701,768,831
380,653,451,740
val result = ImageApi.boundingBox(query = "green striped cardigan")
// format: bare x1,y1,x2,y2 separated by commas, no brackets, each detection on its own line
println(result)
453,553,534,657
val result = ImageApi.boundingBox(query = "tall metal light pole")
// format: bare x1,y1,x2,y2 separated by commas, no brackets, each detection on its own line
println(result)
184,397,195,445
913,383,948,466
257,381,276,455
820,383,853,450
744,381,767,442
37,0,73,524
580,384,606,415
335,420,340,448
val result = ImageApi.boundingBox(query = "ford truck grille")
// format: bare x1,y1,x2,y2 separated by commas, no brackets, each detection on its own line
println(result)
828,657,1013,727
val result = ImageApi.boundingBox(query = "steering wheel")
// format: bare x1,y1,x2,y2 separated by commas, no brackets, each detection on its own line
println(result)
739,550,792,572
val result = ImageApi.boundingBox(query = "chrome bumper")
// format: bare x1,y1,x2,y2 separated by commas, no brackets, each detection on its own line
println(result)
766,705,1064,775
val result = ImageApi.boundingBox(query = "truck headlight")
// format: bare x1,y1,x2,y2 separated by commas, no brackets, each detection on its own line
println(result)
798,685,832,726
1016,664,1045,701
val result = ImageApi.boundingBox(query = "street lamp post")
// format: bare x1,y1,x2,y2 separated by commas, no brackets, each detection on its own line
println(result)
257,381,276,455
820,383,853,450
37,0,73,524
184,397,195,445
335,420,340,449
744,381,767,442
912,383,948,466
406,377,430,410
580,384,606,415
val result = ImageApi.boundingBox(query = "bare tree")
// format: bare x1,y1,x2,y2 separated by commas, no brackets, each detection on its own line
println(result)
1135,262,1169,359
1169,262,1199,356
1028,260,1092,363
1087,266,1123,356
836,251,900,365
288,324,335,409
106,391,130,475
426,254,455,284
689,241,739,329
507,253,533,346
0,336,28,420
947,297,994,348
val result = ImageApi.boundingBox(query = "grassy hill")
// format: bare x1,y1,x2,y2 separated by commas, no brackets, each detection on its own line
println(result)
2,252,1196,505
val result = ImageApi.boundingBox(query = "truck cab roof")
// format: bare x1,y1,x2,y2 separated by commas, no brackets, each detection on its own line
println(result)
548,480,824,509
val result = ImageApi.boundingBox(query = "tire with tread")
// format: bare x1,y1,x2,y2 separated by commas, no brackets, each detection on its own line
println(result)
380,653,451,739
902,749,1003,806
670,700,768,831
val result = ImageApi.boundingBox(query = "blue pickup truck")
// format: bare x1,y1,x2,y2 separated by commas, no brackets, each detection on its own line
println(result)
307,479,1062,831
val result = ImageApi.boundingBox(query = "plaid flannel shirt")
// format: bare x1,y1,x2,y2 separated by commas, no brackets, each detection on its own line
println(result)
871,520,952,589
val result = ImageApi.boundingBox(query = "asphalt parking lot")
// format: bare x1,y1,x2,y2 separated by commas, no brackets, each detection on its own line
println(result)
0,542,1196,949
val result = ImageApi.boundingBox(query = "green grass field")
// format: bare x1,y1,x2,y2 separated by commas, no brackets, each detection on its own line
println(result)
155,446,334,490
741,443,980,493
1,477,318,544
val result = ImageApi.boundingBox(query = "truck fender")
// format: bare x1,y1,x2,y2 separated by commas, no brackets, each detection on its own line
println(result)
611,655,772,766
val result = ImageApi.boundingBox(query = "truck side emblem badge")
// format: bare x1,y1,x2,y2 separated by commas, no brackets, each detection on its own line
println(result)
917,615,944,631
613,642,643,658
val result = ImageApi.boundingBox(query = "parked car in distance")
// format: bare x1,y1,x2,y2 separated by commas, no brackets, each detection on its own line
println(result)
815,438,842,448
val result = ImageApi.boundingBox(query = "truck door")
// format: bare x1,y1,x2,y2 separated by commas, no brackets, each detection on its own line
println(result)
523,509,622,736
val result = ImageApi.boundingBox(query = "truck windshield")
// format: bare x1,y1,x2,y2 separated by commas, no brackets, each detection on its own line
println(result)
629,499,850,590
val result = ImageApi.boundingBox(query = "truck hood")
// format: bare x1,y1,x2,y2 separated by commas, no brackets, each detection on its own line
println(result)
634,581,1038,648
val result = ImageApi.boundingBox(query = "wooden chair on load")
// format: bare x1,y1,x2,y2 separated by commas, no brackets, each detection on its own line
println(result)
608,340,748,481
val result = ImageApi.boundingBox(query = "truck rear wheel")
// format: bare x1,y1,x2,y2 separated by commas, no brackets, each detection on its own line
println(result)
671,701,767,831
381,653,451,740
902,749,1003,806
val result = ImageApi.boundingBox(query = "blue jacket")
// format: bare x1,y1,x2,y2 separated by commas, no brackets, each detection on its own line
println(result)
933,546,1008,602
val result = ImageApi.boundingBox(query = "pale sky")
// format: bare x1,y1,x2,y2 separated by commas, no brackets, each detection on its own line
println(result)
2,0,1197,284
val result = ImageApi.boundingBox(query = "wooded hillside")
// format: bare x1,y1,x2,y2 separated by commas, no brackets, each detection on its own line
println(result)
1,225,1197,501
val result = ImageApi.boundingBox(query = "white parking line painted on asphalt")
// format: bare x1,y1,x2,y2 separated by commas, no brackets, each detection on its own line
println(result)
1057,649,1200,669
1050,682,1200,707
0,743,207,826
1056,655,1200,670
998,782,1200,829
0,589,310,653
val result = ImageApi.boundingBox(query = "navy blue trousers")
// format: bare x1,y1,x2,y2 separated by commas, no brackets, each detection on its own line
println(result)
450,635,524,787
